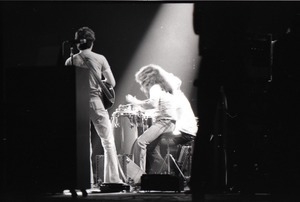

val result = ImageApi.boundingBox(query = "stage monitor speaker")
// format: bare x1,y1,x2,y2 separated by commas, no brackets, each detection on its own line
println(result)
3,66,90,194
140,174,184,192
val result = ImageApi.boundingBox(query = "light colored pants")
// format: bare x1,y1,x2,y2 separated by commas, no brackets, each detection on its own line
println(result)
134,119,176,172
90,97,121,185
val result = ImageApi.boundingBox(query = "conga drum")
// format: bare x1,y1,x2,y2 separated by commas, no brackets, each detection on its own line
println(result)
112,105,139,155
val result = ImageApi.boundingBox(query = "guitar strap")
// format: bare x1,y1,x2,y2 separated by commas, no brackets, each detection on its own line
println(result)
79,54,113,99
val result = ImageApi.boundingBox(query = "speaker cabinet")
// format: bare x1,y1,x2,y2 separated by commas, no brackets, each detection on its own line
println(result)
141,174,184,192
3,66,90,193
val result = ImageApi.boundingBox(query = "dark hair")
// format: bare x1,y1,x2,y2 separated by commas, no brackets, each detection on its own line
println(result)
75,27,96,50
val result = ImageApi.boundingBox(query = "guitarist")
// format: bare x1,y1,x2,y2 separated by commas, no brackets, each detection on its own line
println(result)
65,27,122,188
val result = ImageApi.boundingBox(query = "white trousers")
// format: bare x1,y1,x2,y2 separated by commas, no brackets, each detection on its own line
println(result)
90,97,121,185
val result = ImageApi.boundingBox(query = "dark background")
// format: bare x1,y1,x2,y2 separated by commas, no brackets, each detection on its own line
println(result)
1,1,162,193
191,1,300,197
1,0,300,196
0,1,160,82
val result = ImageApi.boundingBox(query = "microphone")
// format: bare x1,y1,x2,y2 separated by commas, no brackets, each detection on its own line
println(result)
65,39,87,44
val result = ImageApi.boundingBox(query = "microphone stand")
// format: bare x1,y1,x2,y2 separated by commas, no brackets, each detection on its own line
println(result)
61,41,75,66
70,47,74,66
59,41,68,66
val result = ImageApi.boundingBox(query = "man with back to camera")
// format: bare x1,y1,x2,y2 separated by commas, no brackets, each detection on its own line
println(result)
65,27,122,188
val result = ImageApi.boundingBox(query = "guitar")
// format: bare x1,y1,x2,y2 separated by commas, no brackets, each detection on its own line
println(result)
97,79,115,110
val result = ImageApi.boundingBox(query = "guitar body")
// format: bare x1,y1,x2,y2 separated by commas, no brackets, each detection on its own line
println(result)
102,82,115,110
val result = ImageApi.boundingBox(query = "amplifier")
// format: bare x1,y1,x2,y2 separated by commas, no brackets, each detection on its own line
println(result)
141,174,184,192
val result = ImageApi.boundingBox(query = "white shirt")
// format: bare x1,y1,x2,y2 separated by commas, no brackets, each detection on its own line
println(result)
174,90,198,136
65,49,110,98
142,84,178,122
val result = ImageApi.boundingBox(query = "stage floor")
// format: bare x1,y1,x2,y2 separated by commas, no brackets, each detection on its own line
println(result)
1,190,298,202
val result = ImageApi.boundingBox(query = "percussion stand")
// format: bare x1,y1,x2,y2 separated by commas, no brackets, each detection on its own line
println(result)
159,138,186,181
180,145,192,178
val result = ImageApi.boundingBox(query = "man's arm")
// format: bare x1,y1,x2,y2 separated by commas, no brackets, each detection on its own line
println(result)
126,84,161,109
101,56,116,87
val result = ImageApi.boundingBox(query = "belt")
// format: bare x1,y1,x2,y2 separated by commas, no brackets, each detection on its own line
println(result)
158,119,176,124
